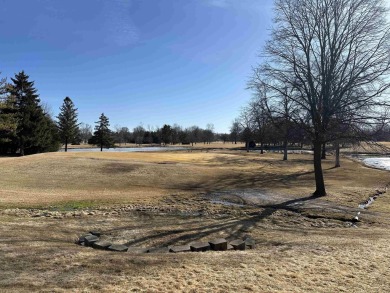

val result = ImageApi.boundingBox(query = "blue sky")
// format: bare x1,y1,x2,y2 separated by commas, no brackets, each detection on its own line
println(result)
0,0,274,133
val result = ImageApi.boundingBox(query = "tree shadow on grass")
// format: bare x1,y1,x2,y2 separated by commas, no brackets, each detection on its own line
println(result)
169,169,317,193
105,194,328,249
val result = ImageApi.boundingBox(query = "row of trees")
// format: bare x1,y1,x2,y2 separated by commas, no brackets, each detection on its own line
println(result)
108,123,217,146
0,71,229,155
237,0,390,197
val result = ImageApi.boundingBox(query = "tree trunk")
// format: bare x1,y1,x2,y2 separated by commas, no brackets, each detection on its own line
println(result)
260,142,264,154
335,143,340,168
321,143,326,159
283,138,288,161
19,138,24,156
313,141,326,197
65,138,68,152
246,141,249,152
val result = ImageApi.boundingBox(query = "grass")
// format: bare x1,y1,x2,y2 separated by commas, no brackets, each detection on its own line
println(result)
1,149,390,292
0,150,387,208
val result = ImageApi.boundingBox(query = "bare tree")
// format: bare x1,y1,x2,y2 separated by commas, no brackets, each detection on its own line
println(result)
250,81,300,160
79,123,93,144
204,123,215,144
239,107,255,152
247,94,271,154
187,126,201,146
133,125,145,146
230,119,241,144
254,0,390,196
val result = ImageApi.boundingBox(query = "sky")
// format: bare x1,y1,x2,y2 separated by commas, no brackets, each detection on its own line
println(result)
0,0,274,133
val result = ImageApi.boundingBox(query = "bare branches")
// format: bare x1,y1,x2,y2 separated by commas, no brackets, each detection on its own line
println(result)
251,0,390,196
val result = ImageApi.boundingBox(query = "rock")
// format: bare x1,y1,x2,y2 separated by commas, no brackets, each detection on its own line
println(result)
127,247,149,253
229,239,246,250
245,238,256,249
84,235,100,246
227,244,234,250
77,233,92,244
169,245,191,253
89,231,101,237
209,238,228,251
148,247,170,254
107,244,128,252
352,216,359,223
190,242,210,252
92,241,112,250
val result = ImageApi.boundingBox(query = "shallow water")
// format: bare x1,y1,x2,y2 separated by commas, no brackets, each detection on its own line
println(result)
61,146,188,152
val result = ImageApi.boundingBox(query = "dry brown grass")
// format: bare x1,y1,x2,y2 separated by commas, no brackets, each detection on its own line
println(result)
1,150,390,292
0,150,387,208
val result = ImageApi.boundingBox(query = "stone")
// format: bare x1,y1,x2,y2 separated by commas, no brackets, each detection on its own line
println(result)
148,247,170,254
84,236,99,246
208,238,228,251
169,245,191,253
229,239,246,250
79,234,99,246
107,244,128,252
245,238,256,249
92,241,112,250
127,247,149,253
227,244,234,250
190,242,210,252
89,231,101,237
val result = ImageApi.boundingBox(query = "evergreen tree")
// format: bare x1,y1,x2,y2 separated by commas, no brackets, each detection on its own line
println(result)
89,113,113,151
10,71,60,155
0,76,17,154
56,97,79,152
161,124,172,145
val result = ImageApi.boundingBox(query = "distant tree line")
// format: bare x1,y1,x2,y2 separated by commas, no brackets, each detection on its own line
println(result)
0,71,233,155
95,123,222,147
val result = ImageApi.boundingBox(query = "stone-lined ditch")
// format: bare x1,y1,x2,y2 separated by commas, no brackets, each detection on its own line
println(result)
76,231,255,254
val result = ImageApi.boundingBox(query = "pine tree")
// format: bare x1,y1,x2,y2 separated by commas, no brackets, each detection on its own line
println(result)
10,71,60,155
0,76,17,154
57,97,79,152
90,113,113,151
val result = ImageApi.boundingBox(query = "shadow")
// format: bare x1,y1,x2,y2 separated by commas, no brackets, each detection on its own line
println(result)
102,194,336,249
100,163,140,174
169,169,316,193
